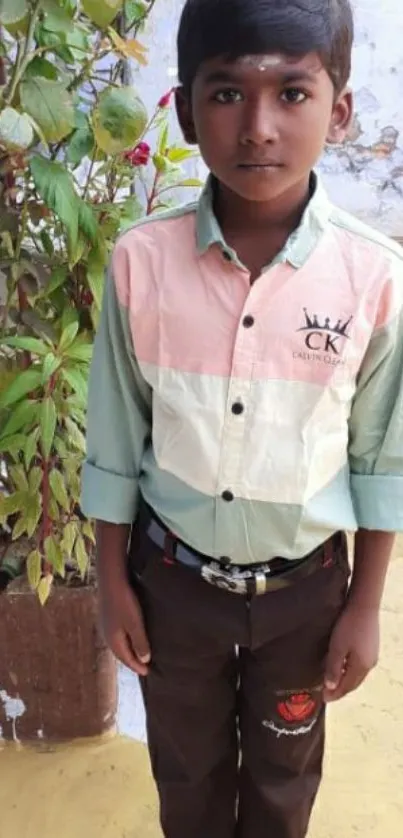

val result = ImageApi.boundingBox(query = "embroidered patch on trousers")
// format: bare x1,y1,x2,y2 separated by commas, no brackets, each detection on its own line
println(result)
263,690,321,738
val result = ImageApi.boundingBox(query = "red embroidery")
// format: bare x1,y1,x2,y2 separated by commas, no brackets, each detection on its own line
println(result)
277,692,317,723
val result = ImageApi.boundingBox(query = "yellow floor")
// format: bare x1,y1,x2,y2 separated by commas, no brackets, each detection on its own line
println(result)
1,545,403,838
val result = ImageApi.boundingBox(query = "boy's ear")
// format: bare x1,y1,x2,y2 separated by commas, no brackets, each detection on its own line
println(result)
175,86,198,145
326,88,353,145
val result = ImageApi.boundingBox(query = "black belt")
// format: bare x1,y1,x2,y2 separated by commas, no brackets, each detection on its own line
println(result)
144,513,342,597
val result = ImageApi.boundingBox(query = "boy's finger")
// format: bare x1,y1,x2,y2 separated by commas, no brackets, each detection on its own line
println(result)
128,619,151,665
324,647,346,693
113,631,149,676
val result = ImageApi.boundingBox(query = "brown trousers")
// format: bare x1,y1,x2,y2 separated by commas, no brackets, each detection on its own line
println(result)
129,529,350,838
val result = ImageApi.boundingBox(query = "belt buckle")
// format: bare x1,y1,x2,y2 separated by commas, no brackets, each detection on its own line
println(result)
201,563,247,595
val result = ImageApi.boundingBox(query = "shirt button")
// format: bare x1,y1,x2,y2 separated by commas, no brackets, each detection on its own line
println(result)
243,315,254,328
222,490,234,502
231,402,244,415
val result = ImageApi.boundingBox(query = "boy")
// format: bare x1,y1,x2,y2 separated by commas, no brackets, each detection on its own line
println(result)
81,1,403,836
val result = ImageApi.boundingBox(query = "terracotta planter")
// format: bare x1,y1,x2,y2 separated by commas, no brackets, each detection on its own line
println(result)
0,579,117,742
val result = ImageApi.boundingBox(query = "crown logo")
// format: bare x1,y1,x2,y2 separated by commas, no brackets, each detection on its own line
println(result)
298,308,352,338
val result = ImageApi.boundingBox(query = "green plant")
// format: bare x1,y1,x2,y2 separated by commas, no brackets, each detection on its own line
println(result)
0,0,201,603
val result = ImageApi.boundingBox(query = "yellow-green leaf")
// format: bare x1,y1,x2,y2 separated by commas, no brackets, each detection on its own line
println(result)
61,520,78,557
64,417,86,453
74,533,89,579
9,465,28,492
59,321,79,353
92,86,147,155
0,107,34,151
28,465,43,494
27,549,42,591
82,0,123,29
42,353,61,384
20,78,75,144
82,519,95,544
49,468,70,512
40,397,57,458
86,248,105,310
0,491,25,517
48,496,59,520
0,433,27,456
108,29,147,65
38,574,53,606
44,535,65,577
12,514,28,540
1,398,37,438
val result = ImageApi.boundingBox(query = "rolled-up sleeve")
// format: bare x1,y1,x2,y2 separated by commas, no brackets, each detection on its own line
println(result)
349,253,403,531
81,261,151,523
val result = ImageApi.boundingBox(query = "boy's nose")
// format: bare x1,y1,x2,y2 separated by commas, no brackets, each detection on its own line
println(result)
239,101,279,145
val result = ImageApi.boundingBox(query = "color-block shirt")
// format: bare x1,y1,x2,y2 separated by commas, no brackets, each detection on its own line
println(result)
81,175,403,564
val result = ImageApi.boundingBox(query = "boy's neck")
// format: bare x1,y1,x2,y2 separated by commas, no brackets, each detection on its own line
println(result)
213,174,313,277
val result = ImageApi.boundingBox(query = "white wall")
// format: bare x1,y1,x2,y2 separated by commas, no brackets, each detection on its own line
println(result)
134,0,403,237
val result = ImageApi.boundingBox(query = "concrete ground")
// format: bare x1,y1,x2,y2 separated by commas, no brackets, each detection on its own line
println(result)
1,543,402,838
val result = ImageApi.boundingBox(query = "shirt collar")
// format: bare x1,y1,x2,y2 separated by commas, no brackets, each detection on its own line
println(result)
195,172,332,270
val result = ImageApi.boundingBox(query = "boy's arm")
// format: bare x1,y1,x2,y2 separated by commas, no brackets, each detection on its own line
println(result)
81,261,152,675
324,257,403,701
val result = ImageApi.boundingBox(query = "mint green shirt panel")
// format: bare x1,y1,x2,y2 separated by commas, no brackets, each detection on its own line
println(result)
81,269,152,523
349,268,403,531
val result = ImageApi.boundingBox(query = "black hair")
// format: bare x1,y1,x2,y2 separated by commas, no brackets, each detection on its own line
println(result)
177,0,354,95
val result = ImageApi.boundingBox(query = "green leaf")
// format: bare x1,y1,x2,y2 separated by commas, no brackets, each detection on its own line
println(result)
0,433,27,455
92,86,148,155
47,266,68,295
45,535,65,577
24,57,58,81
61,367,88,404
61,520,78,557
118,195,143,232
64,416,86,452
24,427,40,469
59,321,79,352
78,200,97,244
0,108,34,151
49,468,70,512
0,491,24,517
86,249,105,309
27,549,42,591
74,533,89,579
40,396,57,458
42,0,74,35
64,340,92,363
2,335,48,355
48,496,59,520
0,0,27,26
9,464,28,492
0,369,42,408
29,466,43,494
20,78,75,144
30,156,79,251
157,122,169,156
82,0,124,29
37,574,53,606
1,398,37,437
42,352,61,384
40,229,54,257
25,495,42,537
67,120,95,166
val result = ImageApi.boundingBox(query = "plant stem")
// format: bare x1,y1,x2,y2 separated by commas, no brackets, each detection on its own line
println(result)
4,1,42,105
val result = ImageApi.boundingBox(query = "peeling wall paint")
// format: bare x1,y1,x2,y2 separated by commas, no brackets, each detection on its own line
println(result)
134,0,403,236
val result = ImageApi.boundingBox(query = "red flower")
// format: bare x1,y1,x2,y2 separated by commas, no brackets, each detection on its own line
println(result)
124,141,151,167
158,88,174,109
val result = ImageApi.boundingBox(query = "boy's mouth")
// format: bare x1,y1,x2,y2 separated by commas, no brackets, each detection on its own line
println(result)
237,161,284,171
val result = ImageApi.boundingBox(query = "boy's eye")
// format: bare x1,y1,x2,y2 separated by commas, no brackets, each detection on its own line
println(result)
213,89,243,104
281,88,307,104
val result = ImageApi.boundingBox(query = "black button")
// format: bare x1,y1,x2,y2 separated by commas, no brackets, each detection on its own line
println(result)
243,315,254,328
223,251,232,261
232,402,244,415
222,490,234,502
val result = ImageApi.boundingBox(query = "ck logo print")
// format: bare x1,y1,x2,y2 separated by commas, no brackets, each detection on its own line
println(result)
293,308,353,367
263,688,322,738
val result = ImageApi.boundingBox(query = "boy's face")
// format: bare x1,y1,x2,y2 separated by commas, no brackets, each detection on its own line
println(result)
176,52,352,203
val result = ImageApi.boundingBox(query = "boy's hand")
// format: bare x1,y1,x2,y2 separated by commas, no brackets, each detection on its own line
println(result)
99,577,151,677
323,602,380,703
